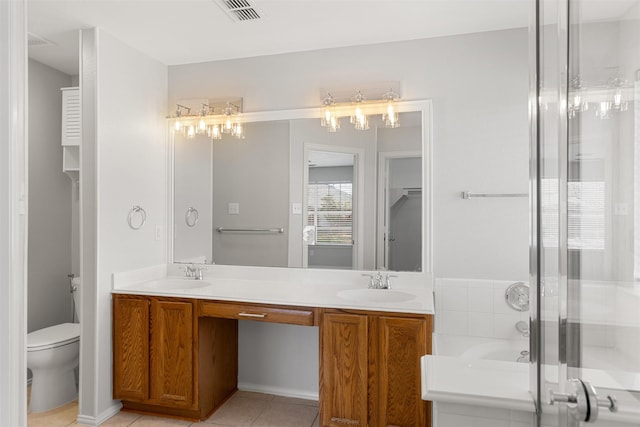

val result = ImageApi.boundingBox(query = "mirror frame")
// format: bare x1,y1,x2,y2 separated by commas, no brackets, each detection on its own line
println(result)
167,99,433,277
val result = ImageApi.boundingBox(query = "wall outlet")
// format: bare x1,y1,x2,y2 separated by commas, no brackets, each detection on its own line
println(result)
228,202,240,215
292,203,302,214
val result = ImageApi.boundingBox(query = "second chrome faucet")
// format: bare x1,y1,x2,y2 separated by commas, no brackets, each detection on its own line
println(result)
362,272,397,289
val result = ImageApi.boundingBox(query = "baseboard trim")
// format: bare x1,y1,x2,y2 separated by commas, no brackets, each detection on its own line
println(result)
76,401,122,426
237,382,319,401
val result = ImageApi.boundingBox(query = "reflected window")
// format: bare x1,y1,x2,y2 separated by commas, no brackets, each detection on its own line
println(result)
541,178,605,250
307,181,353,245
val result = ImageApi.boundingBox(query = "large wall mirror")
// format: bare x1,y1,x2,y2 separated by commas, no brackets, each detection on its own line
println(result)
170,100,432,273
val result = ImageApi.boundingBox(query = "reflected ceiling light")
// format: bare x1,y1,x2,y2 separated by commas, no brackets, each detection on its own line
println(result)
608,75,629,112
566,71,633,120
168,98,244,141
596,100,612,120
568,75,588,119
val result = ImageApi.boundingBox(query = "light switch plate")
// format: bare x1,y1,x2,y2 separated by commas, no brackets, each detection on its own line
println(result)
228,202,240,215
614,203,628,215
292,203,302,214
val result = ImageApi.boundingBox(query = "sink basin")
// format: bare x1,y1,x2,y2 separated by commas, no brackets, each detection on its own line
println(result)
140,279,211,291
337,288,416,303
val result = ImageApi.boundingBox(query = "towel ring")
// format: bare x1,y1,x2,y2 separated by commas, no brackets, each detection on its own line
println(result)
185,207,199,228
127,205,147,230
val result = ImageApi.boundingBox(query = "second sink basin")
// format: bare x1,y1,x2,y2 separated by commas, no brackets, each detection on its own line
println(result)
337,288,416,303
140,279,212,291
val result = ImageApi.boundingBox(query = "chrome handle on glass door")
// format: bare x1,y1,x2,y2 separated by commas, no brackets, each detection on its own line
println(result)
549,379,617,423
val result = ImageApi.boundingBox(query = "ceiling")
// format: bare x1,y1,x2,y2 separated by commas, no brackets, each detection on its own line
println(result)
27,0,637,76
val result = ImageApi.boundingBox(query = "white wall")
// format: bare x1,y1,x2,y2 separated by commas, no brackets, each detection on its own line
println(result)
168,28,529,399
0,0,28,424
27,59,73,333
79,28,168,424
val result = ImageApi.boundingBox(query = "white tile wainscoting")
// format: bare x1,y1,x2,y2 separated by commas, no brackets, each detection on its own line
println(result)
434,278,530,339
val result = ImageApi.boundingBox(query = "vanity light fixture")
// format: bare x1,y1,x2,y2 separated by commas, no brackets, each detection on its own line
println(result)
317,86,402,132
168,98,245,141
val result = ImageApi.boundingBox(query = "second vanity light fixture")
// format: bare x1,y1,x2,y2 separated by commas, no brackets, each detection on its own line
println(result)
320,87,401,132
170,98,245,140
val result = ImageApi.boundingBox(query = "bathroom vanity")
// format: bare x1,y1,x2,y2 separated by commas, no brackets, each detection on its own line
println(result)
111,266,434,427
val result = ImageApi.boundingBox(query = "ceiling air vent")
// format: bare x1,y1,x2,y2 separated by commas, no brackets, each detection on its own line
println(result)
28,32,55,48
216,0,262,22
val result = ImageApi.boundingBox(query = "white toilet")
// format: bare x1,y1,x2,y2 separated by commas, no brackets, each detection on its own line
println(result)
27,277,81,413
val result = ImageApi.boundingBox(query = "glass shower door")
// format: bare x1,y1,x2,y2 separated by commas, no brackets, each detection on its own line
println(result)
535,0,640,425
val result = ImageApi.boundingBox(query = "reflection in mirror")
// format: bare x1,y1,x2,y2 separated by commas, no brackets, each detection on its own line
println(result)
172,109,426,272
305,150,356,270
384,157,422,272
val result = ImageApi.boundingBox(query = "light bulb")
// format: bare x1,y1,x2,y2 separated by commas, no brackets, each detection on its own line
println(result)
198,118,207,133
209,124,221,140
187,125,196,138
224,116,233,133
233,123,244,139
384,102,399,128
328,116,340,133
175,119,182,132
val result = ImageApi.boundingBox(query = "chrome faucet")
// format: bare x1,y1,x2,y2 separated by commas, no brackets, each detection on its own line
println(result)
184,264,205,280
362,272,397,289
516,320,530,337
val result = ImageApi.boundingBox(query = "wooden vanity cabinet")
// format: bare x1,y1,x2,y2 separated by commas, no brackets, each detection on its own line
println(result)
112,294,237,420
320,310,432,427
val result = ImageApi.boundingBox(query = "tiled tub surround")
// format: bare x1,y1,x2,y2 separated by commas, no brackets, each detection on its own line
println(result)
434,278,530,339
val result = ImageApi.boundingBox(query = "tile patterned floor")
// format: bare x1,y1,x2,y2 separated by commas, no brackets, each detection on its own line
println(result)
28,391,319,427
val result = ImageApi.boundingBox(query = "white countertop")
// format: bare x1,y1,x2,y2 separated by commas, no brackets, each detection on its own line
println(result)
111,264,434,315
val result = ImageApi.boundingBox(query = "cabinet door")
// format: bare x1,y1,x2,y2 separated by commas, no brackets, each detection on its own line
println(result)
370,316,431,427
150,299,194,408
320,312,368,427
113,296,150,402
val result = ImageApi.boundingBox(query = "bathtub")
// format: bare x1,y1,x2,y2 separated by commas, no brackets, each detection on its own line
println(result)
434,334,529,362
424,334,640,426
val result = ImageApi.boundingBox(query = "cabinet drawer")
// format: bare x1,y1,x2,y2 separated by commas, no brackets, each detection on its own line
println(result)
199,301,315,326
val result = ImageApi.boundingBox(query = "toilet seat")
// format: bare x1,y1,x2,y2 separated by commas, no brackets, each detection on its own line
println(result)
27,323,80,351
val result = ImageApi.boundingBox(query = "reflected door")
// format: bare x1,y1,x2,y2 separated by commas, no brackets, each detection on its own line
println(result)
535,0,640,426
381,156,422,272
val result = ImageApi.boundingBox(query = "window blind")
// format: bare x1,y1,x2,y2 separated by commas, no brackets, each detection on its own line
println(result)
307,182,353,245
541,178,605,250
